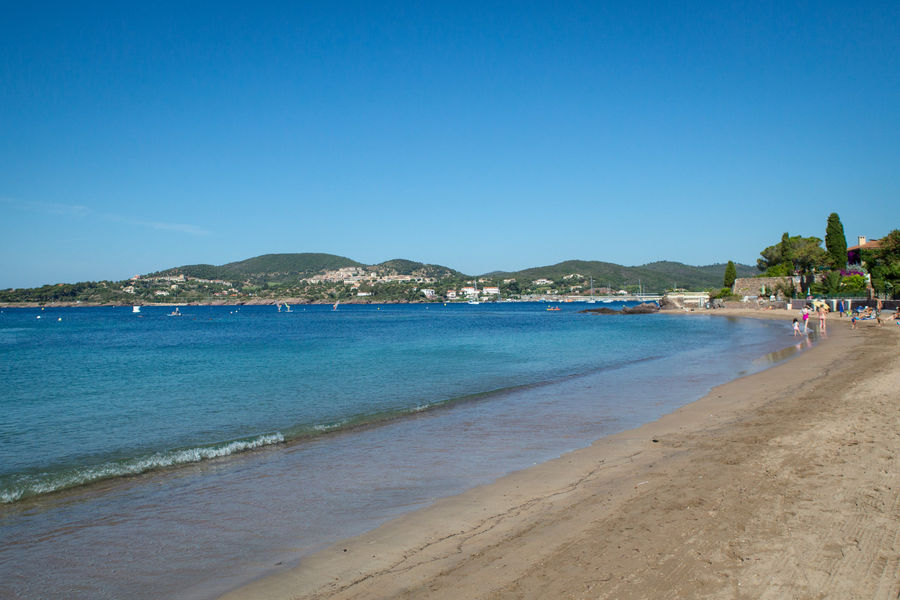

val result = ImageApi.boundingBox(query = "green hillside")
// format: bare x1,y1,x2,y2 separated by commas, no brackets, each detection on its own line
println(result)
150,263,237,280
377,259,462,278
224,253,362,274
484,260,756,292
147,255,750,290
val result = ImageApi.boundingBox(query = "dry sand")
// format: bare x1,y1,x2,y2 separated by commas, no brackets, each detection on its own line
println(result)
222,310,900,600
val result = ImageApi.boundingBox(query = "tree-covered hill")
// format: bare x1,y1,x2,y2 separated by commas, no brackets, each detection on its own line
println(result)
149,263,238,280
376,259,462,278
483,260,756,291
223,253,362,275
149,253,363,281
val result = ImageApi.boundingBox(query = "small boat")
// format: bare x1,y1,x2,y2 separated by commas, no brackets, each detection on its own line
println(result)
284,303,292,313
333,300,339,311
132,305,141,313
168,307,182,317
467,281,481,304
546,306,561,311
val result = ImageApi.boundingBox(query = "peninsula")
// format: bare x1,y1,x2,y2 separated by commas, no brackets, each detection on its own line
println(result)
0,253,754,306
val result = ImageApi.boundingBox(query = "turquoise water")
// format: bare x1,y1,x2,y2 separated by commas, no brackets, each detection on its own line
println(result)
0,303,798,599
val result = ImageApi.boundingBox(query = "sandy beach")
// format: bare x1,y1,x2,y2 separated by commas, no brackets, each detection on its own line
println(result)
222,309,900,600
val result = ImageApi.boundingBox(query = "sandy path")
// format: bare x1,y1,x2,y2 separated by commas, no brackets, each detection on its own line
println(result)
222,313,900,600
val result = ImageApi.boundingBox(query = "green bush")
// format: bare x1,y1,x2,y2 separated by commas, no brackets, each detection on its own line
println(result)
764,262,793,277
840,274,866,294
709,287,738,300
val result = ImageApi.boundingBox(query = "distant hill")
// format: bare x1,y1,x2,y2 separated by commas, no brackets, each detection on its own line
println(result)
224,253,363,275
484,260,756,291
150,253,362,281
376,259,462,279
144,254,754,291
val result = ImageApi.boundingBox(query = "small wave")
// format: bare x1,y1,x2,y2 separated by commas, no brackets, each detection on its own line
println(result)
0,432,284,503
312,421,345,432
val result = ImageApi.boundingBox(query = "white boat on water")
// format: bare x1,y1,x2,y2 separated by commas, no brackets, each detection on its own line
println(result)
132,305,141,313
467,281,481,304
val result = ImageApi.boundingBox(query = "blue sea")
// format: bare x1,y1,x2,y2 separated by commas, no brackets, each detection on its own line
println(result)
0,303,803,599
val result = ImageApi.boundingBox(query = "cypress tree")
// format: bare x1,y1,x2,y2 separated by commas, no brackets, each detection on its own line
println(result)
724,260,737,288
825,212,847,269
779,232,794,269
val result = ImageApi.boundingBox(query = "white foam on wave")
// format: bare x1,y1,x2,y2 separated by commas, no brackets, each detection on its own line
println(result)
0,432,285,503
313,421,344,432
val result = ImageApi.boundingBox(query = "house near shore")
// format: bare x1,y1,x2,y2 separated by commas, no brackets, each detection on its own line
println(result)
847,235,881,265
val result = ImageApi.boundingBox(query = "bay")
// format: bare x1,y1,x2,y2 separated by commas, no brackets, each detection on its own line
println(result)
0,303,799,599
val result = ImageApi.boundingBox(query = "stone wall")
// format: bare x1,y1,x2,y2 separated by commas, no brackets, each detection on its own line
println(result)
732,276,797,298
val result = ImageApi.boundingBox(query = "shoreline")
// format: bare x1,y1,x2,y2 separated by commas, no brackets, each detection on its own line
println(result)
221,309,900,599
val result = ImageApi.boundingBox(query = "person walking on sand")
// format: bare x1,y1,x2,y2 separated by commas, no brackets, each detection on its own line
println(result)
838,300,844,317
801,305,810,333
792,318,801,336
817,304,827,333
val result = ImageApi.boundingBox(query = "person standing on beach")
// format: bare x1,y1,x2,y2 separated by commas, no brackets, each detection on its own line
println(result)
793,318,801,336
817,304,827,333
802,306,810,333
838,300,844,317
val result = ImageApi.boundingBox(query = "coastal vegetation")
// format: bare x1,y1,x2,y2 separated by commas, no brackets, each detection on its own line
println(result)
863,229,900,298
752,213,899,299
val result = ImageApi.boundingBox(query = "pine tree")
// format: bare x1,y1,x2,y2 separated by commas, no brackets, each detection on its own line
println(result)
724,260,737,288
825,212,847,269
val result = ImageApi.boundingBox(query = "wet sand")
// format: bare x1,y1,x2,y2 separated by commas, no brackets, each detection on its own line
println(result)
222,309,900,599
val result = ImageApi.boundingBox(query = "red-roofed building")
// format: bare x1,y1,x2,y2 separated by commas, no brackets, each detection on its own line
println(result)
847,236,881,265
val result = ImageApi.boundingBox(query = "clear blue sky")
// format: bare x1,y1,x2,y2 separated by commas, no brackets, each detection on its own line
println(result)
2,1,898,288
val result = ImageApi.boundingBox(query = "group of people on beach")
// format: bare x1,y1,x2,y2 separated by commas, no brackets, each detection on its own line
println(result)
793,302,829,336
794,297,900,333
848,298,898,329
